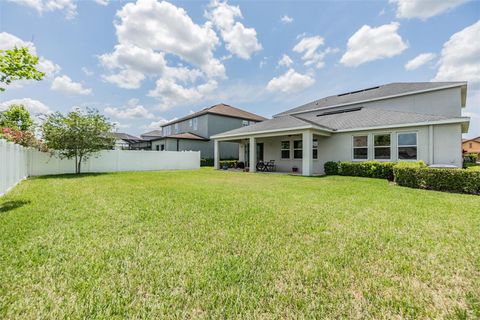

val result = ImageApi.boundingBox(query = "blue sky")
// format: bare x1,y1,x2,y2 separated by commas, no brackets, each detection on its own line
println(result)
0,0,479,137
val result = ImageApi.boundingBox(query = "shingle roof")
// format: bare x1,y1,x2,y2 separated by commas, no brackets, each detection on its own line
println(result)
162,103,267,126
167,132,209,140
275,82,467,117
213,107,469,138
112,132,142,141
141,129,163,138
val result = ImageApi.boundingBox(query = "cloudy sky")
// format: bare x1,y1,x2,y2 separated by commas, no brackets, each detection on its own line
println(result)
0,0,479,137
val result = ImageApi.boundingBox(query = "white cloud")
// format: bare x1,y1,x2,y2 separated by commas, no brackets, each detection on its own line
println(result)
281,15,293,24
51,75,92,95
143,118,176,130
433,20,480,85
293,35,338,69
0,98,51,115
390,0,468,20
7,0,77,19
102,69,145,90
82,67,94,76
206,0,262,60
37,58,61,77
340,22,408,67
94,0,109,5
148,79,218,111
278,54,293,67
405,52,436,71
105,99,155,120
115,0,224,78
266,68,315,94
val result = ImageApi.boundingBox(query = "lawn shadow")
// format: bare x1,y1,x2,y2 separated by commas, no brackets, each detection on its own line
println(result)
0,200,31,213
31,172,110,180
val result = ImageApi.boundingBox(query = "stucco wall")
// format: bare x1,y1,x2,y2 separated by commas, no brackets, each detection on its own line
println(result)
246,123,463,174
299,87,463,118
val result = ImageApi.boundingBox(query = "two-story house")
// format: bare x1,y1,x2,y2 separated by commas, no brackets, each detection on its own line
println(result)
212,82,471,175
141,104,266,159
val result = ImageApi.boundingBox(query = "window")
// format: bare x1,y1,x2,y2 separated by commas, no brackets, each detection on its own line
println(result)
374,134,391,160
470,143,473,148
242,120,249,127
192,117,198,130
161,144,165,151
398,132,417,160
164,126,171,136
294,140,302,159
155,145,160,151
313,139,318,159
353,135,368,160
174,123,179,133
281,141,290,159
189,119,193,127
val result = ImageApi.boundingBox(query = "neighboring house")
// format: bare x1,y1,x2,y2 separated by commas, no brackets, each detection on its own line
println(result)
212,82,470,176
138,104,266,159
462,136,480,156
111,132,144,150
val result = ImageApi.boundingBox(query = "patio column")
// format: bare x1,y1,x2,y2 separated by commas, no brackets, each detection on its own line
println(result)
249,137,256,172
302,130,313,176
214,139,220,169
239,141,245,162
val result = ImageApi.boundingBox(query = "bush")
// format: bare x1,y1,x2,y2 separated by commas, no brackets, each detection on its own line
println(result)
219,160,237,169
324,161,339,175
201,158,214,167
337,161,396,180
394,166,480,195
464,153,478,164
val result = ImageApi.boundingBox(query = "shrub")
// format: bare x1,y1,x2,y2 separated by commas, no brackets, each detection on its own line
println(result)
464,153,478,164
394,166,480,195
324,161,339,175
201,158,214,167
219,160,237,169
337,161,396,180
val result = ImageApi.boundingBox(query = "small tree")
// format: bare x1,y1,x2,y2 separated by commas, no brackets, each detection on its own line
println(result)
42,108,115,174
0,104,34,131
0,47,45,91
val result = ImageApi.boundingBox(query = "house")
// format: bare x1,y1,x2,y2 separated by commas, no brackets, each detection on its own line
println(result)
111,132,144,150
138,104,266,159
463,136,480,156
212,82,470,176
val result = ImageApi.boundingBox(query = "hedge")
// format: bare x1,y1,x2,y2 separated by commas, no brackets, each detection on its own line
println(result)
324,161,339,175
394,166,480,195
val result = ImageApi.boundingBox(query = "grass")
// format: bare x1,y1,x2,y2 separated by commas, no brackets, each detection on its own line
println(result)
466,163,480,171
1,168,479,319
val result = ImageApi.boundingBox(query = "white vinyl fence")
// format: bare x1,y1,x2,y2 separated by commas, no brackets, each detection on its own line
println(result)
0,140,29,196
0,139,200,196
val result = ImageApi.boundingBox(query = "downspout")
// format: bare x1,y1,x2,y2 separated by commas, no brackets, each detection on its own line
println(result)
428,125,434,165
176,139,179,151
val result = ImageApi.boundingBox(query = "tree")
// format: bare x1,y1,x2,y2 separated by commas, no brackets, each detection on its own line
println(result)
0,47,45,91
0,104,33,131
41,108,115,174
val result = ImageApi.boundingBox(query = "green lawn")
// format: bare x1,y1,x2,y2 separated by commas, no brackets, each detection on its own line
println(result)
1,168,479,319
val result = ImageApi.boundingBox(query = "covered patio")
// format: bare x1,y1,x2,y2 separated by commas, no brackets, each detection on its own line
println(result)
212,120,333,176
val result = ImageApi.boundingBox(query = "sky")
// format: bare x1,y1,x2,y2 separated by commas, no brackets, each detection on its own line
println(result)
0,0,479,137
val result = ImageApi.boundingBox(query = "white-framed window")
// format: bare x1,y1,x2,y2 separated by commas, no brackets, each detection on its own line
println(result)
293,140,303,159
164,125,171,136
189,119,193,127
174,123,179,133
281,141,290,159
398,132,417,160
192,117,198,130
313,139,318,159
352,135,368,160
374,133,391,160
242,120,249,127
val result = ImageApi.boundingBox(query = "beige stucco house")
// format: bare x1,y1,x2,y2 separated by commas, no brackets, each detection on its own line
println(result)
463,136,480,155
212,82,470,176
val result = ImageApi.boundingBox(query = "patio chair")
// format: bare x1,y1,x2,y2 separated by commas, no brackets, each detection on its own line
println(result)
266,160,276,172
256,161,267,172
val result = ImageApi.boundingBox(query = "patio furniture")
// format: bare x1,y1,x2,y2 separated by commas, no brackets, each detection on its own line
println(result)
266,160,276,172
256,161,267,172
